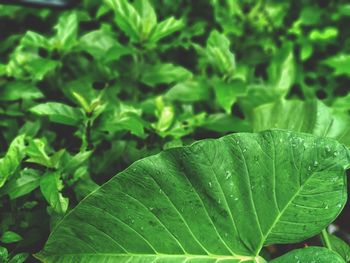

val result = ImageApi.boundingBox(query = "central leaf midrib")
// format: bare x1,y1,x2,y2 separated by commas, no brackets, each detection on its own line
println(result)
255,169,317,254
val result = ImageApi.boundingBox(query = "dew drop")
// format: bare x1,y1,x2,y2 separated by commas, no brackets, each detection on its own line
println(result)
333,151,338,156
225,171,232,180
208,182,212,188
325,146,331,153
234,197,239,201
307,166,312,171
159,189,163,194
313,160,318,167
242,148,247,153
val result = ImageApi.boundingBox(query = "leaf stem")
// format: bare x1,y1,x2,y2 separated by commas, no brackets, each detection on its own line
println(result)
321,228,332,250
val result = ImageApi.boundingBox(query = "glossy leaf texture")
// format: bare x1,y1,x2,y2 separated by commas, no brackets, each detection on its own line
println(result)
269,247,345,263
36,130,350,262
252,99,350,147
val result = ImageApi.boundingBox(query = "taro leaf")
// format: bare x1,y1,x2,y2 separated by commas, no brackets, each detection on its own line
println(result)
0,135,26,188
30,102,84,126
270,246,345,263
252,99,350,147
327,234,350,262
37,130,349,262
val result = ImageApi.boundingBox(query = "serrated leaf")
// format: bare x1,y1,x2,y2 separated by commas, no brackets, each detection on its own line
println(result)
0,135,26,188
30,102,84,126
37,130,349,262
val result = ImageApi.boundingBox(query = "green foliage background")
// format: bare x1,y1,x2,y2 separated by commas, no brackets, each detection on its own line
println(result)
0,0,350,261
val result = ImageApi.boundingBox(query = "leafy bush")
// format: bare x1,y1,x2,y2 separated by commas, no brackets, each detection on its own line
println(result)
0,0,349,262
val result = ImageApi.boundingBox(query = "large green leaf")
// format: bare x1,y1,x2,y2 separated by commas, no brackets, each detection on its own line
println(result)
252,99,350,147
270,247,345,263
37,130,349,262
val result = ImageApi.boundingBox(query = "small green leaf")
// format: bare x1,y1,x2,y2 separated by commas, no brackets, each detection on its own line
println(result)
8,253,28,263
141,63,192,86
0,169,40,199
0,81,43,101
149,17,184,43
21,31,50,49
0,231,22,244
0,246,8,262
165,79,210,102
270,247,345,263
40,171,68,214
267,43,295,95
213,78,246,113
79,28,132,61
323,54,350,76
104,0,142,42
0,135,26,188
52,12,78,51
206,30,236,76
26,139,63,169
135,0,157,40
30,102,84,126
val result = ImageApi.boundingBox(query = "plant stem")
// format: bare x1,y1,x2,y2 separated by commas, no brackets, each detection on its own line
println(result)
321,228,332,250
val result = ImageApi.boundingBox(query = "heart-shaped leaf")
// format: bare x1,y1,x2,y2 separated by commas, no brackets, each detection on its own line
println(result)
37,130,349,262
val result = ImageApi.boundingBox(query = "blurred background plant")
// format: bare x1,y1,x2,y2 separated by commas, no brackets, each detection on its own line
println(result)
0,0,350,262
